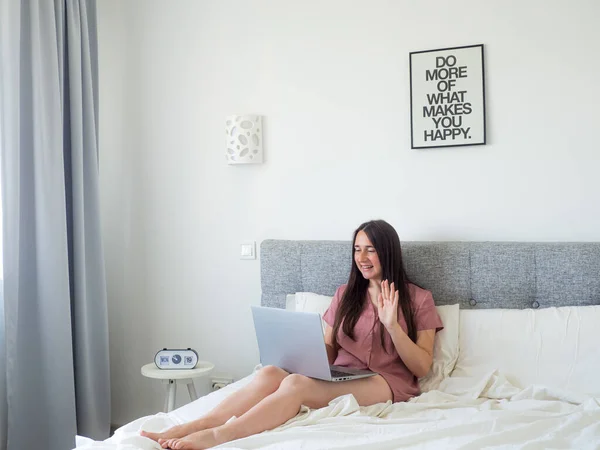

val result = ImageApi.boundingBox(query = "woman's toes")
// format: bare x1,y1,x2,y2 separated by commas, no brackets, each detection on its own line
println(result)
140,430,160,441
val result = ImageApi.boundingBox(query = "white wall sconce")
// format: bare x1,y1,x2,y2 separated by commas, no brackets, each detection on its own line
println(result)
225,115,263,164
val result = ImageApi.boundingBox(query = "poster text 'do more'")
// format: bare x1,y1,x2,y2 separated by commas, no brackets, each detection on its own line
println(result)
425,55,468,82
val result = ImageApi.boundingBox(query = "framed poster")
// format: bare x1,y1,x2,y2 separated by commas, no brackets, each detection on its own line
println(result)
409,44,486,149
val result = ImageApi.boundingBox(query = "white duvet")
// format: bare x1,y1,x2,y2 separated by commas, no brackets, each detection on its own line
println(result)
76,371,600,450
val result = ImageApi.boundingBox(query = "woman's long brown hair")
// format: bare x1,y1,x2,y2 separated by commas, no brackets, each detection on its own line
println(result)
331,220,416,352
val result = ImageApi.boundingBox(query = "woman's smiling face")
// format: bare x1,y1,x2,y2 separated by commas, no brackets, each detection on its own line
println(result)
354,230,382,282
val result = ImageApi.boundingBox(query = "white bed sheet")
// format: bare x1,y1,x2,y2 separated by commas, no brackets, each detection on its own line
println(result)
76,371,600,449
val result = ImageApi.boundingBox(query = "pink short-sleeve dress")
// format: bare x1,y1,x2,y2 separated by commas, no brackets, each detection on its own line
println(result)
322,283,443,402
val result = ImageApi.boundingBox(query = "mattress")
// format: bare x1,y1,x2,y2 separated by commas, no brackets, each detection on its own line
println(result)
75,369,600,449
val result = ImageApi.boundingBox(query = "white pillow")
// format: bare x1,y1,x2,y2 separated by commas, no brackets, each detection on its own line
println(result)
419,304,460,392
285,294,297,312
290,292,334,333
451,305,600,397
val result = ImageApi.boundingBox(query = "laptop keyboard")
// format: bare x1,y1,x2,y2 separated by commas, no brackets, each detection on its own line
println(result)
330,369,353,378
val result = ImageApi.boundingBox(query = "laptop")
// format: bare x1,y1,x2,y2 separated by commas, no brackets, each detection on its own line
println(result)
251,306,376,382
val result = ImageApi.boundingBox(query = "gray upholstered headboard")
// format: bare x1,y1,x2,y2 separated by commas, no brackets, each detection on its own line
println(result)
260,240,600,310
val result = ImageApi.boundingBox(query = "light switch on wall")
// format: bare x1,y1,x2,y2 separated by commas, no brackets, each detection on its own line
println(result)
240,241,256,260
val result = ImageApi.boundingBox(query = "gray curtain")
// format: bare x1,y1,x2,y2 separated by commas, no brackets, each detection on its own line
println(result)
0,1,110,449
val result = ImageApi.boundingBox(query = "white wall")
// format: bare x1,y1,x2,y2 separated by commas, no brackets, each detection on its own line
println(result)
97,0,600,425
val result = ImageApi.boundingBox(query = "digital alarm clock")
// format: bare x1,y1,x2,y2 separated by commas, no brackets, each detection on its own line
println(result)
154,348,199,370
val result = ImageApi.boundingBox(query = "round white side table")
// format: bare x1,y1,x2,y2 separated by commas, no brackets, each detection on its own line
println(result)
141,361,215,412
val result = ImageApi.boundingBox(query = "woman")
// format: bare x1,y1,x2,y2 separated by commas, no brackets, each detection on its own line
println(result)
142,219,443,449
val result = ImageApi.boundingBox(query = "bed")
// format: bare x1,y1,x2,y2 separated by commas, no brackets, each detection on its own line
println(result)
76,240,600,449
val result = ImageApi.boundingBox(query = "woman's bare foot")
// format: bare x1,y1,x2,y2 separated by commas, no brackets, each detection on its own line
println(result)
164,427,233,450
140,421,203,443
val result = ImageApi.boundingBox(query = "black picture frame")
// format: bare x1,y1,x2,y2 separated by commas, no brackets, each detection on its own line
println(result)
409,44,486,149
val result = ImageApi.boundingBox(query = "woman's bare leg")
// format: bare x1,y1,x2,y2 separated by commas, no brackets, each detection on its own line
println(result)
140,366,288,444
164,373,392,450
